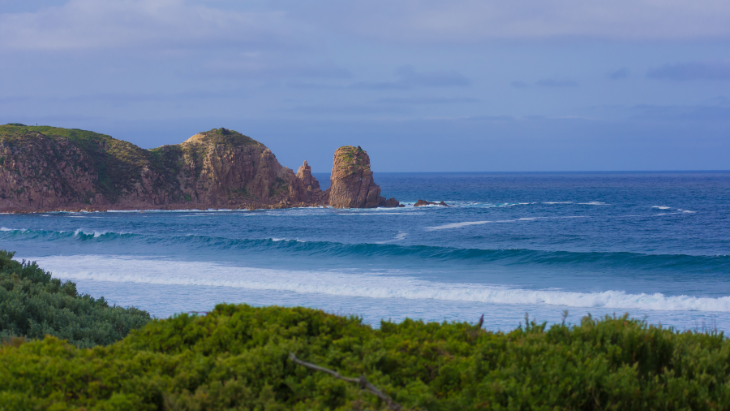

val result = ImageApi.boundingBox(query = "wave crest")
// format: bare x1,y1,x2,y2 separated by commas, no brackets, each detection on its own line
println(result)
31,255,730,313
2,227,727,272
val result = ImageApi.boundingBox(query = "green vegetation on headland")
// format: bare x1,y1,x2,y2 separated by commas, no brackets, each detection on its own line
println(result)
0,250,150,348
0,124,164,203
2,254,730,409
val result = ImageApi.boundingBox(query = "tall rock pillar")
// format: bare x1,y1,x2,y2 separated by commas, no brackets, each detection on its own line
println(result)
328,146,385,208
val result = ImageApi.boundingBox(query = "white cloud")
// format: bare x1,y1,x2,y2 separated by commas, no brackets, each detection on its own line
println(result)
311,0,730,41
0,0,303,50
3,0,729,53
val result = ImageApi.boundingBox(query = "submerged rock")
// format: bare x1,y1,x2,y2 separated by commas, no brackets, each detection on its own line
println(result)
380,197,400,208
414,199,448,207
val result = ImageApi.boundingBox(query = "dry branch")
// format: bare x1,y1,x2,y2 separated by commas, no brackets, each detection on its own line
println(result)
289,352,403,411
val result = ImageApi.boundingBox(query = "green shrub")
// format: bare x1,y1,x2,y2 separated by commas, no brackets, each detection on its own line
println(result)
0,250,150,348
2,302,730,410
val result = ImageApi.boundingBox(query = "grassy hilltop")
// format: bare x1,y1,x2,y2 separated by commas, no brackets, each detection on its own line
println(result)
0,125,155,203
2,253,730,409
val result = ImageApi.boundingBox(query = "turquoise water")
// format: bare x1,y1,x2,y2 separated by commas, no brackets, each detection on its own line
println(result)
1,172,729,331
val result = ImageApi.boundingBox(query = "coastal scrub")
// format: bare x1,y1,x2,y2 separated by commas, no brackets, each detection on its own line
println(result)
0,250,150,348
2,304,730,409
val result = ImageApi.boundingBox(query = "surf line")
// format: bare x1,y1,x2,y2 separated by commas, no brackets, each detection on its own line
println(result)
426,208,697,231
425,216,587,231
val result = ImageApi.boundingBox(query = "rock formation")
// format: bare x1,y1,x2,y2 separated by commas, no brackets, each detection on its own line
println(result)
0,125,326,212
295,161,327,204
327,146,398,209
0,125,400,212
414,199,448,207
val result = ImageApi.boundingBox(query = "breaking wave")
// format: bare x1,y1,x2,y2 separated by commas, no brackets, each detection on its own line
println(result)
2,227,728,273
29,255,730,313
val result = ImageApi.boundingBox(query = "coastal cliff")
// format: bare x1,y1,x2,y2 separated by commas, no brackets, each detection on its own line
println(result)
0,125,396,212
0,125,325,212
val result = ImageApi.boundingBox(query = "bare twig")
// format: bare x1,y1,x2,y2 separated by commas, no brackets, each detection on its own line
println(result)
289,352,403,411
187,311,209,316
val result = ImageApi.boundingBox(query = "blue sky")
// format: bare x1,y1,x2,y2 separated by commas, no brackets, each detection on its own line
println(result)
1,0,728,172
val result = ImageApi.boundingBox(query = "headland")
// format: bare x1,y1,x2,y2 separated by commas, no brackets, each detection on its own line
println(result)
0,124,399,212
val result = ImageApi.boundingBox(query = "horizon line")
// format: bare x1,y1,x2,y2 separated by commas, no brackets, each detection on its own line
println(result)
311,170,730,174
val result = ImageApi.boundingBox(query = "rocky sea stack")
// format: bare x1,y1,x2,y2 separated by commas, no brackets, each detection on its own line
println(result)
0,125,397,212
328,146,399,209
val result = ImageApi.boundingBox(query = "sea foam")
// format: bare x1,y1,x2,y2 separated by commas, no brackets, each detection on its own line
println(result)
26,255,730,313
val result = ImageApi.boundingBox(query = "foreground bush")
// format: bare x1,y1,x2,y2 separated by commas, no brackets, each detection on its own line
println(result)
1,303,730,410
0,250,150,347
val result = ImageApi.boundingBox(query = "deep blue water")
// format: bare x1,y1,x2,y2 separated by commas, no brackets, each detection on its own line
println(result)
1,172,729,331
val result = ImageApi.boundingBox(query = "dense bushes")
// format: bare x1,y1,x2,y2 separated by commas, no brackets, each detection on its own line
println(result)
2,301,730,410
0,250,150,347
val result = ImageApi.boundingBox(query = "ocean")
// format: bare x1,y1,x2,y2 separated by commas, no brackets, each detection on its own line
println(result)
1,172,729,332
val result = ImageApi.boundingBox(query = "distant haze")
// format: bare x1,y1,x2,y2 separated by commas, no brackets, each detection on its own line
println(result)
1,0,728,172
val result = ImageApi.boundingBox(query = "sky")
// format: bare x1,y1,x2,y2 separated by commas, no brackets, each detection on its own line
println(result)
0,0,728,172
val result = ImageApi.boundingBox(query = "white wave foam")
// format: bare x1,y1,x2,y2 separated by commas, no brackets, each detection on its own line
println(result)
0,227,25,232
106,209,246,213
653,206,672,210
375,232,408,244
265,238,306,243
28,255,730,313
338,213,423,216
427,218,544,230
433,201,534,209
73,229,109,238
426,221,492,230
680,209,697,214
543,202,573,205
426,216,587,231
577,201,609,205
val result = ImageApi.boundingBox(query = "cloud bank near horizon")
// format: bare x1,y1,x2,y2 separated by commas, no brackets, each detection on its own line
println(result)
0,0,728,171
3,0,730,52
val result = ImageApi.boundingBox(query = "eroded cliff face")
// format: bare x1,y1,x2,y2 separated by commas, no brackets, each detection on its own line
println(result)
155,130,326,208
295,160,327,204
327,146,384,208
0,126,326,212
